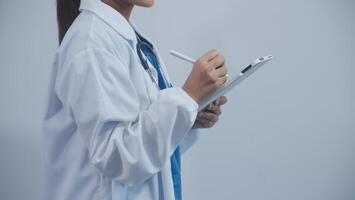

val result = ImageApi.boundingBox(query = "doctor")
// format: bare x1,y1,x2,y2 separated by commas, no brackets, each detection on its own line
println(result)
43,0,228,199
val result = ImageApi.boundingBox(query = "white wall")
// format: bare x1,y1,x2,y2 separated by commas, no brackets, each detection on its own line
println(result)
1,0,354,199
0,0,57,199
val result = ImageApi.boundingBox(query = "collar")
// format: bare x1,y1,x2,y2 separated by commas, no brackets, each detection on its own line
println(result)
79,0,140,46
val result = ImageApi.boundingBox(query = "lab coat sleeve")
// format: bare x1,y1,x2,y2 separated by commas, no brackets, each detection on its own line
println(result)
180,129,200,155
54,48,198,186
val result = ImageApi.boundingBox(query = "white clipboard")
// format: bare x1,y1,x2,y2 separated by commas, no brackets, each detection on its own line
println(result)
197,55,273,111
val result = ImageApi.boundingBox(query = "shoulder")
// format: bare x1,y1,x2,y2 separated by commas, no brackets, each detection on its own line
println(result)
56,10,131,66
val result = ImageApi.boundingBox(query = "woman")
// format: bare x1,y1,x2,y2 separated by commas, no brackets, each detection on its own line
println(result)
43,0,228,199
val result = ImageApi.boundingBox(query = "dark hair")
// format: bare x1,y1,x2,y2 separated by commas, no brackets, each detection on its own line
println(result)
57,0,81,44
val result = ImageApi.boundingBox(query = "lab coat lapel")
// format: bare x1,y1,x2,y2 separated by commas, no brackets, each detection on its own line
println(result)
79,0,137,47
79,0,167,99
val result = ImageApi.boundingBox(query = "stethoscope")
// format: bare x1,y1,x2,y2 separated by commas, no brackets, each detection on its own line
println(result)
135,31,169,89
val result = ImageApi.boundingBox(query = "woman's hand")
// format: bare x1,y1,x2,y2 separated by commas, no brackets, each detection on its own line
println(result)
193,96,228,129
182,49,228,103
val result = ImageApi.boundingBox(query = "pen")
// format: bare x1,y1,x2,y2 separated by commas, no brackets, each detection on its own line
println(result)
169,50,196,64
170,49,229,78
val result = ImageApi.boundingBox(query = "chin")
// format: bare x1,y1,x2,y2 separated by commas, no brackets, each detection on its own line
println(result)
134,0,155,7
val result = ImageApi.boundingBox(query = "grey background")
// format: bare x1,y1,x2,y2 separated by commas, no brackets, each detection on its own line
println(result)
0,0,354,199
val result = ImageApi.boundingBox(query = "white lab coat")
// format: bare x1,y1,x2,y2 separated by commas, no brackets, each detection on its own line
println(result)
42,0,200,199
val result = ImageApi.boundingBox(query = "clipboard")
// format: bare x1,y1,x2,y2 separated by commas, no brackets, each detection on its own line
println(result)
198,55,273,111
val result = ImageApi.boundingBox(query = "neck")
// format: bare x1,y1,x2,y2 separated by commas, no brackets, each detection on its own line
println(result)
103,0,134,20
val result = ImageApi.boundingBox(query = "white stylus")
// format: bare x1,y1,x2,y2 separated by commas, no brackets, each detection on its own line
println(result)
169,50,196,63
169,49,229,78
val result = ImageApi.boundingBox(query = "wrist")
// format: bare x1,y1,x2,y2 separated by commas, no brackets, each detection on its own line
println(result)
182,84,200,103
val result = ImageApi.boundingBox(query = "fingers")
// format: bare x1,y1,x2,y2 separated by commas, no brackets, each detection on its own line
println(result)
210,54,225,69
201,49,228,80
195,95,228,129
210,54,227,79
205,103,221,115
198,111,219,122
217,74,228,85
213,98,220,105
196,117,215,128
217,96,228,105
215,63,228,78
201,49,219,62
205,96,228,114
200,49,225,69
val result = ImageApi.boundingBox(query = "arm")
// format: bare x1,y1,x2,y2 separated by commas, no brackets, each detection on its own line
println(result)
55,48,198,186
